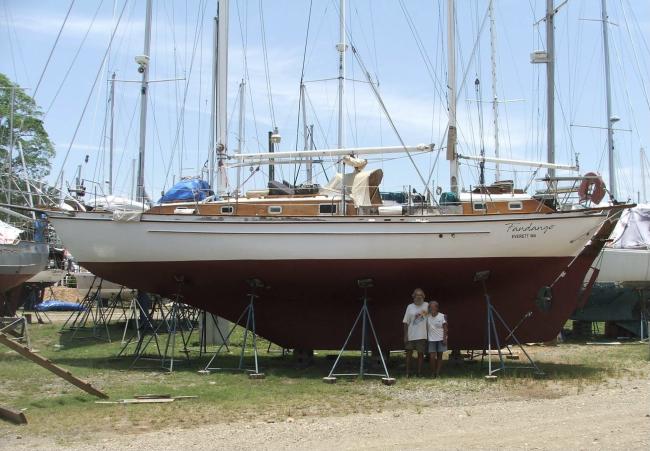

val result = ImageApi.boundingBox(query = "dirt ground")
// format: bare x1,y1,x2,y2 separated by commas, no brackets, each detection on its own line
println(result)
4,372,648,450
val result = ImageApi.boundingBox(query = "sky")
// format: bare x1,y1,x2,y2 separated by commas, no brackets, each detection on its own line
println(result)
2,0,650,203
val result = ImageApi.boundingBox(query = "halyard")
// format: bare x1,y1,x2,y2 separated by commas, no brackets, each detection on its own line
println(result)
0,321,648,449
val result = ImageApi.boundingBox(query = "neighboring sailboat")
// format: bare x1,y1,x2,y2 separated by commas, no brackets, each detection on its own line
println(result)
0,219,49,315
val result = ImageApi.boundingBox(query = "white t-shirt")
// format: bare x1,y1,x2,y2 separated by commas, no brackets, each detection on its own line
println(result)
427,312,447,341
402,302,429,341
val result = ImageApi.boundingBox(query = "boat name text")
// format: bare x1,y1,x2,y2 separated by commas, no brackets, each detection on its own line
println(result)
505,222,555,239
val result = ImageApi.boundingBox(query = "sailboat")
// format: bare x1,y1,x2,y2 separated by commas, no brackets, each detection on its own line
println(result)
0,219,49,315
47,0,629,351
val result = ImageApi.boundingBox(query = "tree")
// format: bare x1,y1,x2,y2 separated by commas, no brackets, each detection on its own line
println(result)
0,73,55,180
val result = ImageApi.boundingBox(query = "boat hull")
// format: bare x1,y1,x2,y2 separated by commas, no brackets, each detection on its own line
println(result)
49,210,617,350
0,242,49,292
0,242,49,315
596,248,650,284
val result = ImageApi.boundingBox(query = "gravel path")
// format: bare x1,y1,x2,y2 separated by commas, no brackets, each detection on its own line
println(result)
6,375,649,450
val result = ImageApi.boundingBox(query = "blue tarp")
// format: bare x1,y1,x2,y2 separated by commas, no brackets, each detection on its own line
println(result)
35,300,86,312
158,179,213,204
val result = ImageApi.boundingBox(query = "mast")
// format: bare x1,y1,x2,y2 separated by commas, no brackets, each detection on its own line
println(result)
601,0,616,199
641,148,646,203
236,79,245,195
108,72,116,195
546,0,556,178
8,87,15,207
337,0,346,159
337,0,347,214
18,142,35,220
488,0,500,181
301,83,312,184
446,0,459,194
208,16,217,189
135,0,152,203
215,0,229,196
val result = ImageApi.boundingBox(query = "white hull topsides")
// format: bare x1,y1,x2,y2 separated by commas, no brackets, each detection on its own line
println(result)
596,248,650,284
48,210,610,264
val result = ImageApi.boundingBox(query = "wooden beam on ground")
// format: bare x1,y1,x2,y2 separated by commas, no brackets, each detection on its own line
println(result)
0,332,109,399
0,405,28,425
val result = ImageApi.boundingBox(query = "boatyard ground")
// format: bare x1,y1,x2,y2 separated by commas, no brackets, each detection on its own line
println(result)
1,321,648,450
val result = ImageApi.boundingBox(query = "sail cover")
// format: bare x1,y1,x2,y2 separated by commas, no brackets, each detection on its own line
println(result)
158,179,213,204
321,169,383,207
0,220,21,244
609,204,650,249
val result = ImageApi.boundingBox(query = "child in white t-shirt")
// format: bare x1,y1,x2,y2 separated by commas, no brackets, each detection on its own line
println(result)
427,301,448,378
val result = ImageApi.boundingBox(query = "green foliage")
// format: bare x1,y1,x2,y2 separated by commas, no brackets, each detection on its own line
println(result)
0,72,55,180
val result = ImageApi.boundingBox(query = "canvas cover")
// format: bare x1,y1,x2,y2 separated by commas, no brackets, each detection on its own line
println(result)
159,179,213,204
609,204,650,249
94,195,148,212
0,220,21,244
321,169,383,207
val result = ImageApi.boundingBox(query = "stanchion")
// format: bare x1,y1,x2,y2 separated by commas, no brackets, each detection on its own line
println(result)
475,270,544,379
201,278,265,379
323,279,395,385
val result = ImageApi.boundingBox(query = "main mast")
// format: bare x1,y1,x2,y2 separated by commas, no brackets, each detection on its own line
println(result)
215,0,229,196
488,0,500,182
545,0,556,178
337,0,346,160
446,0,459,194
135,0,152,203
601,0,616,199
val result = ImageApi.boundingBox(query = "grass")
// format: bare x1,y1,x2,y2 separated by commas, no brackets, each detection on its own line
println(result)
1,320,648,442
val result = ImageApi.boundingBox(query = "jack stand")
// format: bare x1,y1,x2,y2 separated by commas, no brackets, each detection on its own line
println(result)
323,279,395,386
202,279,265,379
475,270,544,379
119,279,191,372
61,278,112,342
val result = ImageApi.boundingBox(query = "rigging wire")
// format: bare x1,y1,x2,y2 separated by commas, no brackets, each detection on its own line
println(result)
44,0,105,116
292,0,314,186
161,0,209,191
33,0,76,100
53,0,130,190
258,0,276,128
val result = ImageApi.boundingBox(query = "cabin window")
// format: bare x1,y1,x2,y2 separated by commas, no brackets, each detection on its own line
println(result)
319,204,337,214
473,203,486,211
268,206,283,215
220,205,234,215
508,201,523,211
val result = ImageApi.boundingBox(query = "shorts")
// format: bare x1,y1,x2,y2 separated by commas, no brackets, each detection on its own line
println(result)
405,339,427,353
428,340,447,353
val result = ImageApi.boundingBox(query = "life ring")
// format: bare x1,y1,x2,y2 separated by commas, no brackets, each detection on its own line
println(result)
578,172,606,204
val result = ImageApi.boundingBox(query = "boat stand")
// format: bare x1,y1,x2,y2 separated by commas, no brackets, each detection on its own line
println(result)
60,278,113,342
201,279,265,379
475,271,544,379
118,280,193,372
323,279,395,385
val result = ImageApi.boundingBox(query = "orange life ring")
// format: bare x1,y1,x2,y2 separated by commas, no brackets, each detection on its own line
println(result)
578,172,606,204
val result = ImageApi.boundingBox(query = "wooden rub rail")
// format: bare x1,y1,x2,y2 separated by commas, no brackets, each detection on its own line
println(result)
0,332,109,399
